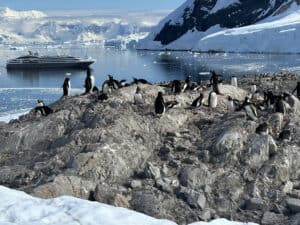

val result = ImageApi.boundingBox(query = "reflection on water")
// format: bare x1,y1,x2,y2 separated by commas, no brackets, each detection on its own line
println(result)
0,45,299,119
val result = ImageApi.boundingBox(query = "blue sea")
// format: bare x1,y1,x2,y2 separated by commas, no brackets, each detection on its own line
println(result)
0,44,300,122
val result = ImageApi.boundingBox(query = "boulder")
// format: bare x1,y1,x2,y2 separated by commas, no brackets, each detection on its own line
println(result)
176,186,206,210
286,198,300,213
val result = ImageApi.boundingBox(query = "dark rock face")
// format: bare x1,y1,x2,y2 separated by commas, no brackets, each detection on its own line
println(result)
154,0,296,45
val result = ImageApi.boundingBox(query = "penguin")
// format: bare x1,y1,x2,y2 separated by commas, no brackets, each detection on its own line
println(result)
241,97,258,121
62,77,70,96
191,93,204,107
102,75,119,94
85,68,95,94
35,100,53,116
283,92,299,113
182,75,192,92
208,91,218,108
98,91,108,101
134,86,144,105
264,91,276,110
292,81,300,99
154,92,165,115
227,96,240,111
279,129,291,141
250,84,257,94
274,95,286,115
171,80,182,94
210,71,223,95
118,79,128,88
256,122,269,135
133,77,152,85
230,76,238,87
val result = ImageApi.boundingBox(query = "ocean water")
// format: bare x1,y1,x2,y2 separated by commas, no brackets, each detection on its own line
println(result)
0,44,299,121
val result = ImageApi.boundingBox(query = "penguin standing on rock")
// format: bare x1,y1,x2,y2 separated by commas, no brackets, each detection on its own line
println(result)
155,92,165,115
292,82,300,99
240,97,258,121
191,93,204,107
171,80,182,94
102,75,119,94
62,77,71,97
84,68,95,94
210,71,223,95
208,91,218,108
182,75,192,92
274,95,286,115
227,96,239,111
230,76,238,87
134,86,144,105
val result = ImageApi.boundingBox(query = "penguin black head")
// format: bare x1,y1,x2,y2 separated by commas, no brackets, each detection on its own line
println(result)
228,96,233,101
157,91,163,98
136,86,141,94
108,74,113,80
87,68,92,77
37,99,43,103
65,77,70,82
199,93,204,99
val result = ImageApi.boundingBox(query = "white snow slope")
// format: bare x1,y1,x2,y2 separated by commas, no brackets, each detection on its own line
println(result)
0,7,163,46
0,186,258,225
138,2,300,53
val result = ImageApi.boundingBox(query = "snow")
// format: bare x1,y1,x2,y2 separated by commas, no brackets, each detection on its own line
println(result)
139,2,300,53
0,186,259,225
210,0,241,14
0,8,163,46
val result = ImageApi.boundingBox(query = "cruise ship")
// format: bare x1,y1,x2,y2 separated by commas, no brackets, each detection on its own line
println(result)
6,52,95,69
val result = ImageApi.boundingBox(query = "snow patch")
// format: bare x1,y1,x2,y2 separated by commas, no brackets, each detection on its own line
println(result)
210,0,241,14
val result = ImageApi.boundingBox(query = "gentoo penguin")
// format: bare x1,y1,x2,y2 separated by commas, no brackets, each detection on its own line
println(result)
208,91,218,108
191,93,204,107
292,81,300,99
171,80,182,94
133,77,152,85
274,95,286,115
279,129,291,141
227,96,240,111
35,100,53,116
84,68,95,93
230,76,238,87
241,97,258,121
210,71,223,95
119,79,128,88
250,84,257,94
283,92,299,113
154,91,165,115
102,75,119,94
62,77,71,96
182,75,192,92
256,122,269,135
134,86,144,105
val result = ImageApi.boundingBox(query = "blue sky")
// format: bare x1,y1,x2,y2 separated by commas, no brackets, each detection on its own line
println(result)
0,0,185,11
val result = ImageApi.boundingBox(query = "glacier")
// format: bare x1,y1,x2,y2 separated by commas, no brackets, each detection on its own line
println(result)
0,7,164,47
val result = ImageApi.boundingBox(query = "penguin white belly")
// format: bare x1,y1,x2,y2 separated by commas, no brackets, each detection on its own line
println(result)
134,93,143,105
227,100,235,111
245,105,257,121
210,93,218,108
90,76,95,90
250,85,257,94
68,81,71,96
231,77,238,87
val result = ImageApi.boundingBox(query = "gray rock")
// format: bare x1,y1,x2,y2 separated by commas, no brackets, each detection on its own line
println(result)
246,198,265,211
130,180,142,189
130,190,160,217
287,198,300,213
261,212,284,225
176,186,206,210
144,162,161,180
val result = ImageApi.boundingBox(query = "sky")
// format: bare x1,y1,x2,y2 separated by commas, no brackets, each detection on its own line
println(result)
0,0,185,11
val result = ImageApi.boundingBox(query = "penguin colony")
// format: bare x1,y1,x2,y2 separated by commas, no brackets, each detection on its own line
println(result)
35,68,300,144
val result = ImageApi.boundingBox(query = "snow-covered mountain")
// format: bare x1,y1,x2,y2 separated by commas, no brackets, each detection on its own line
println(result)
0,8,162,47
138,0,300,53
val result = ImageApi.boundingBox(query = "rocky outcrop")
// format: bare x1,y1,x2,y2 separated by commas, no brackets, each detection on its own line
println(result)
0,72,300,224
